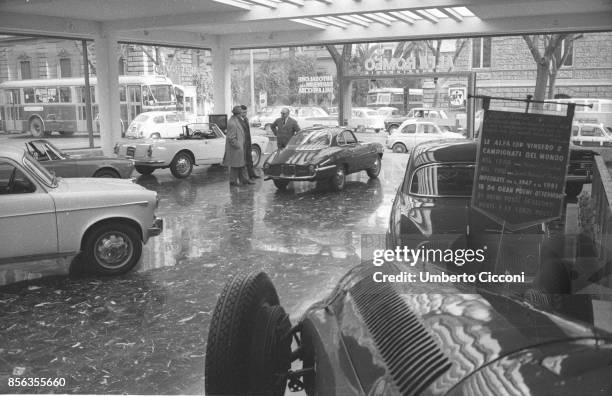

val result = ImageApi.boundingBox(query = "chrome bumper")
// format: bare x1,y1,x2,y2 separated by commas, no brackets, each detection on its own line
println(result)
148,217,164,237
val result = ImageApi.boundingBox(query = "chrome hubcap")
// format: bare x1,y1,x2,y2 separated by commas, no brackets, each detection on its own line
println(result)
176,157,190,174
95,232,132,269
251,149,260,165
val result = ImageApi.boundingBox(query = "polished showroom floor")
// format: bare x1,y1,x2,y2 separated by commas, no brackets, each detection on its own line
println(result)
0,153,408,394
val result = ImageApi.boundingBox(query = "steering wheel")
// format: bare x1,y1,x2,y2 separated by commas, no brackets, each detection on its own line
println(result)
6,168,16,194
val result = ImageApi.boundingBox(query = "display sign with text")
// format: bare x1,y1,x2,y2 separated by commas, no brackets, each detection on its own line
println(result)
298,75,333,94
471,110,573,230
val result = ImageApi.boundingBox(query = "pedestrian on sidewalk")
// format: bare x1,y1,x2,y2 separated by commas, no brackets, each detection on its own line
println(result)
240,105,260,180
222,105,254,186
271,107,300,150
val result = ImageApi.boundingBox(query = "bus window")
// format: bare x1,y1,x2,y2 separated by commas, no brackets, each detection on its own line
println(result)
24,88,35,103
47,88,58,103
35,88,46,103
129,86,141,103
59,87,71,103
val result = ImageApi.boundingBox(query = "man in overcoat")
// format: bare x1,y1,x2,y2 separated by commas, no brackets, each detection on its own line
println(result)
240,105,259,180
270,107,301,150
222,106,254,186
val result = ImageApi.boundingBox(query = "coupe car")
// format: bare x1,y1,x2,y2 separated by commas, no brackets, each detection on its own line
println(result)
262,126,384,191
23,139,134,178
115,122,269,178
385,120,465,153
0,145,162,275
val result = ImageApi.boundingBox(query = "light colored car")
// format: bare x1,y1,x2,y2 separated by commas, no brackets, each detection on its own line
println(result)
125,111,187,139
0,145,163,275
250,106,291,130
571,122,612,147
115,122,270,178
348,107,386,132
376,106,401,117
292,106,337,129
385,107,454,133
385,120,465,153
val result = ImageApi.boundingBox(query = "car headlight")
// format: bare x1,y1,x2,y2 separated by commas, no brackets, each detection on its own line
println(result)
147,145,153,157
263,162,270,170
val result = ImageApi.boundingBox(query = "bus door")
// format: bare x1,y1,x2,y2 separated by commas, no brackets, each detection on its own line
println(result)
4,89,20,131
128,85,142,125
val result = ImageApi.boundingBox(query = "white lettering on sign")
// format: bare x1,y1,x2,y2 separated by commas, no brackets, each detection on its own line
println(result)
298,75,334,94
24,106,44,112
364,55,454,73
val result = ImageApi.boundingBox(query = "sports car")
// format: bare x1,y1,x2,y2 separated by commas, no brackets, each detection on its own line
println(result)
23,139,134,178
262,126,384,191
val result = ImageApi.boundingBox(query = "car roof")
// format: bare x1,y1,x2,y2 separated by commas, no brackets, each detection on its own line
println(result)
411,139,477,167
0,144,27,160
299,126,347,136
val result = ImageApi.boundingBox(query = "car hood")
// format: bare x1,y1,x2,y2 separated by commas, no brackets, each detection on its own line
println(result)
52,177,146,195
66,153,132,163
268,146,342,165
310,261,612,395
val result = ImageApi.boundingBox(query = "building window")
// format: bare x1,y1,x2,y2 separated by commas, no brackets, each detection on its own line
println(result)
118,57,127,75
20,60,32,79
60,58,71,78
471,37,491,68
558,39,574,67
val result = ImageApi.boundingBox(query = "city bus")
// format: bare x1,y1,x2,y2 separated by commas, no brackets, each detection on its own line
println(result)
0,75,178,136
366,87,424,113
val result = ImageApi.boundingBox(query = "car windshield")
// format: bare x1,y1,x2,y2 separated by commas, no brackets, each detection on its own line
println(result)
22,153,55,186
290,130,332,149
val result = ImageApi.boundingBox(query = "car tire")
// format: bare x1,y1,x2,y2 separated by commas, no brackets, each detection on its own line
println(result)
251,145,262,167
330,165,346,191
565,183,583,199
29,117,44,137
248,304,292,395
273,179,289,190
366,155,381,178
205,272,282,395
170,151,193,178
93,168,120,178
135,166,155,175
82,222,142,275
150,132,161,139
392,143,407,153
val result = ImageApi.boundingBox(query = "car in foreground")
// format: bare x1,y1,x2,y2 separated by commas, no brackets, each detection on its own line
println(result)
384,107,454,133
386,120,465,153
204,140,612,396
0,146,162,275
571,122,612,147
23,139,134,178
115,122,269,178
262,126,383,191
125,111,188,139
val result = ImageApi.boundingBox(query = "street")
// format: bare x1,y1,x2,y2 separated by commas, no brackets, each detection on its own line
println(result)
0,133,407,394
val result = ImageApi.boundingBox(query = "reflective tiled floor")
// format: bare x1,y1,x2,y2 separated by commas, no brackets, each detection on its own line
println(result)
0,153,408,394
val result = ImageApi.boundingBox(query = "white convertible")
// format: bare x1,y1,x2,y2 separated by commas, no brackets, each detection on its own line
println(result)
115,122,270,178
0,145,163,276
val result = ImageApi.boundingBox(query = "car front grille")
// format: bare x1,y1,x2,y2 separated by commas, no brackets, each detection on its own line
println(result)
282,164,296,176
350,277,451,396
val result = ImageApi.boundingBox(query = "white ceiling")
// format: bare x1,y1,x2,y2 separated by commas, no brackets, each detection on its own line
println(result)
0,0,611,49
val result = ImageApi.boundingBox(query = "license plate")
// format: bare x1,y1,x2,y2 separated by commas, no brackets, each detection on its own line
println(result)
126,147,135,158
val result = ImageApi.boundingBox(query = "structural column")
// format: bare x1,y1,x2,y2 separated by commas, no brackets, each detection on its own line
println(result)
94,27,121,155
212,41,232,117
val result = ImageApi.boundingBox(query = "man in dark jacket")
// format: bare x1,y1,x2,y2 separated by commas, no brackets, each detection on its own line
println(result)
271,107,300,150
222,106,254,186
240,105,259,179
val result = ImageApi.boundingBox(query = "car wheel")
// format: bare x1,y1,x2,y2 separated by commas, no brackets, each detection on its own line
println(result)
251,145,262,167
366,155,381,178
330,165,346,191
273,179,289,190
83,222,142,275
135,165,155,175
150,132,161,139
205,272,284,395
29,117,44,137
392,143,407,153
93,168,120,178
170,151,193,178
388,125,399,134
565,183,583,199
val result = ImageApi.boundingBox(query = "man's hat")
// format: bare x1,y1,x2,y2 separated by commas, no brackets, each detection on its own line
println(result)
232,105,242,115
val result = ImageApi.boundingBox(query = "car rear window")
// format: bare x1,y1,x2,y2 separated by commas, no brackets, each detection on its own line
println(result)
166,114,179,122
408,164,475,197
134,114,149,122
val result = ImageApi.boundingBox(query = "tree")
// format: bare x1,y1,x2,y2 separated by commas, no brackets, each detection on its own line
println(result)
523,34,583,103
425,38,469,106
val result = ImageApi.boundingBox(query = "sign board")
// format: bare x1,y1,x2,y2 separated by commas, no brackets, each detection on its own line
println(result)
298,75,333,94
364,54,454,74
471,110,573,230
449,86,466,108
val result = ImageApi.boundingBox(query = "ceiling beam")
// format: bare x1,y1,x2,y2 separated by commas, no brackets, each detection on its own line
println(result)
220,10,612,49
0,11,98,39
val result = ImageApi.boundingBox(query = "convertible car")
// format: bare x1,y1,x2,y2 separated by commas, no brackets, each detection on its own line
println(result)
115,122,270,178
23,139,134,178
262,126,384,191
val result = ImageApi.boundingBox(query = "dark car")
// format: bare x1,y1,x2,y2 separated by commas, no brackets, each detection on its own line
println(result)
262,127,384,191
23,139,134,178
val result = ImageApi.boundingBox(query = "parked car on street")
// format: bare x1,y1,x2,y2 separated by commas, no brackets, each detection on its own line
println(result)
384,107,454,133
250,106,290,130
125,111,188,139
22,139,134,178
348,107,386,133
570,122,612,147
0,145,162,275
116,122,269,178
386,120,465,153
292,106,337,129
204,139,612,396
262,126,383,191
